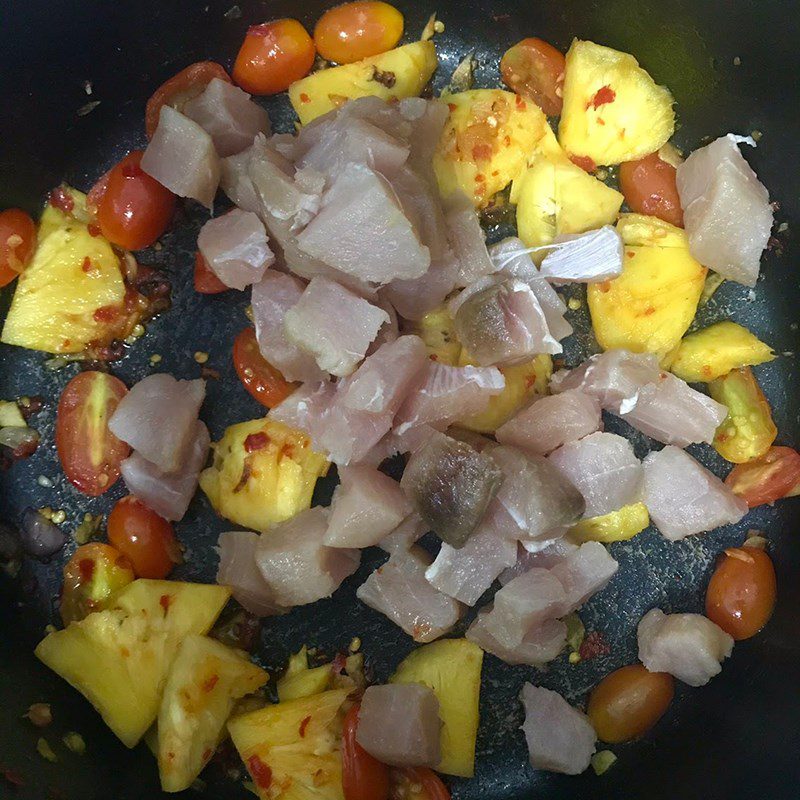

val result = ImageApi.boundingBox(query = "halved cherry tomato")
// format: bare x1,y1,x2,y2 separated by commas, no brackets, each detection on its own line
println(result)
587,664,674,743
342,703,390,800
233,327,297,408
618,152,684,227
0,208,36,287
725,446,800,508
95,151,176,251
394,767,451,800
107,495,181,579
194,251,228,294
500,38,565,117
314,2,404,64
145,61,231,138
233,19,316,95
56,371,130,496
86,166,113,216
706,545,776,640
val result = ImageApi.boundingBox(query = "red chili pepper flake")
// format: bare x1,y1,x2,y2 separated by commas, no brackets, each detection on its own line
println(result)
471,142,492,161
644,306,656,316
597,280,611,294
202,674,219,693
244,432,270,453
247,755,273,790
87,223,101,237
569,154,596,173
299,715,312,738
515,94,527,110
429,353,439,362
626,251,636,258
331,652,347,675
475,173,486,183
579,630,611,660
504,135,512,147
81,256,93,273
447,102,457,112
597,118,606,126
202,748,213,763
2,767,25,788
120,646,130,658
93,305,119,323
299,92,311,104
159,593,173,614
78,558,95,582
589,85,616,110
48,186,74,213
491,169,500,177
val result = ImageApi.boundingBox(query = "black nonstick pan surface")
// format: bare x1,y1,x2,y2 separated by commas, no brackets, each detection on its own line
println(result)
1,1,799,798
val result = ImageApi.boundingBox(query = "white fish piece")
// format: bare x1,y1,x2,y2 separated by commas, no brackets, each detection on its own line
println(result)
548,432,643,517
444,192,497,287
519,683,596,775
284,277,390,377
216,531,287,617
356,546,463,642
496,389,602,456
379,513,428,554
642,446,748,540
637,608,734,687
220,147,261,214
120,421,209,522
498,539,580,586
197,209,274,290
677,134,773,287
467,612,567,666
296,165,430,284
324,465,412,548
549,541,619,612
255,506,359,607
269,381,336,450
539,226,624,284
400,97,450,172
367,296,399,356
141,106,220,209
382,251,460,321
183,77,271,157
356,684,441,768
109,374,205,473
250,272,328,383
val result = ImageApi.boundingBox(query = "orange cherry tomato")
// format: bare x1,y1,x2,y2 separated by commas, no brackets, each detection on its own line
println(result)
145,61,232,138
619,152,684,227
314,2,404,65
108,495,181,579
500,38,566,117
95,151,176,251
394,768,451,800
587,664,674,744
56,371,130,496
193,251,228,294
725,446,800,508
233,327,297,408
342,703,390,800
233,19,316,95
0,208,36,287
706,545,777,640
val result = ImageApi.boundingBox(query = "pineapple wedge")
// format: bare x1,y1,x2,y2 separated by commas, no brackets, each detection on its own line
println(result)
277,647,334,702
228,688,349,800
570,502,650,543
158,635,268,793
35,580,230,748
409,305,463,366
558,39,675,166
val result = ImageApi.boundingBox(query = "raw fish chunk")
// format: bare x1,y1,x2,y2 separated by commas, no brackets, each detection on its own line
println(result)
467,613,567,666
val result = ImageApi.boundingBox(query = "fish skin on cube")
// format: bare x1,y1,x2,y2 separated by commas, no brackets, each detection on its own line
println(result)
676,134,773,287
637,608,734,686
496,389,602,456
141,106,220,209
467,612,567,667
356,684,442,768
642,446,748,540
356,545,463,643
547,432,643,518
549,541,619,611
519,683,596,775
538,226,624,284
379,513,428,554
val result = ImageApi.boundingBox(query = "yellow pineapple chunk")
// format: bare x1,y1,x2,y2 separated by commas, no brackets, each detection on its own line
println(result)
277,647,334,702
570,502,650,543
409,305,463,366
558,39,675,166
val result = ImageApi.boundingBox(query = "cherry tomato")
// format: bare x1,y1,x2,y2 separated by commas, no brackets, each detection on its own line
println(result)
95,151,176,251
314,2,404,65
500,38,566,117
706,545,776,640
0,208,36,287
618,152,684,227
233,19,316,96
233,327,297,408
145,61,231,138
342,703,390,800
60,542,135,624
107,495,181,579
587,664,674,743
193,251,228,294
394,768,451,800
56,371,130,496
725,446,800,508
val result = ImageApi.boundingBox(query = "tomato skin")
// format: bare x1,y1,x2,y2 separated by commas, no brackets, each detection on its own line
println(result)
0,208,36,287
107,495,180,579
233,327,296,408
618,153,684,227
587,664,674,744
193,251,228,294
342,703,390,800
314,2,404,64
725,446,800,507
145,61,231,138
233,19,316,95
500,38,566,117
56,371,130,496
706,546,776,640
395,768,451,800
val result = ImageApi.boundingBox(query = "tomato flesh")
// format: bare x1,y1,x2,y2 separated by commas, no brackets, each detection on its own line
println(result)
500,38,565,117
587,664,674,744
342,703,390,800
314,2,404,64
194,251,228,294
0,208,36,287
394,767,451,800
725,446,800,507
108,495,180,579
145,61,231,138
618,152,684,227
233,19,316,95
56,371,130,496
233,327,296,408
706,546,776,640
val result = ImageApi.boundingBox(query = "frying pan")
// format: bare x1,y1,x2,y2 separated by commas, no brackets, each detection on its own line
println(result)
1,0,799,798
